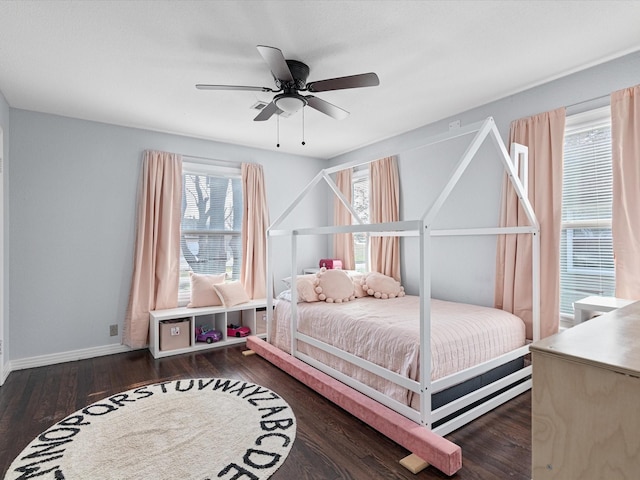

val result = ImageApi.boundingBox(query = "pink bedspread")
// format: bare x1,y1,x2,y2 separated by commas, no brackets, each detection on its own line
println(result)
270,295,525,406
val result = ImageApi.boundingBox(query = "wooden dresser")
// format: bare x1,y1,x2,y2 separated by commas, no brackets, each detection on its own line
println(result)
530,300,640,479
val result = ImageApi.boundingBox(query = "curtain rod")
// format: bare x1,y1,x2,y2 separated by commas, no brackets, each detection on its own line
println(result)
565,93,610,112
181,154,256,166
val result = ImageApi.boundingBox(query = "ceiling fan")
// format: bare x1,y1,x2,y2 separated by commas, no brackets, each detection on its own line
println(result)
196,45,379,121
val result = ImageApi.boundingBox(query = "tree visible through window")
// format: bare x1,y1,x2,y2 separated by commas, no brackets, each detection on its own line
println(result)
180,165,242,299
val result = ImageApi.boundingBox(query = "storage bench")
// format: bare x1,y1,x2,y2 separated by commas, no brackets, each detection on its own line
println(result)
149,298,267,358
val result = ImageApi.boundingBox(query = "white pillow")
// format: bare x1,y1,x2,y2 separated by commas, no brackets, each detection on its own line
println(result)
187,272,226,308
282,274,316,288
213,282,250,307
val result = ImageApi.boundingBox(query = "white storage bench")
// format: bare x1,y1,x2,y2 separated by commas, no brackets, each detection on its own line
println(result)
149,298,268,359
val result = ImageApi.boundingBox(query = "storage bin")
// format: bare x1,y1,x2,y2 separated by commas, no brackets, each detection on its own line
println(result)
319,259,342,269
159,318,190,351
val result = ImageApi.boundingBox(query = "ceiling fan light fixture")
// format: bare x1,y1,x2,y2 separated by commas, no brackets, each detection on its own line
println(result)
274,93,307,114
197,45,379,124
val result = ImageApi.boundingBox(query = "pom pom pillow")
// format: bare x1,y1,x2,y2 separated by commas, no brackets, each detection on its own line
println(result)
314,268,355,303
361,272,405,299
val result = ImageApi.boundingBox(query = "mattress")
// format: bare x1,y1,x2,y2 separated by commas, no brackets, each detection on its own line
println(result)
270,295,526,407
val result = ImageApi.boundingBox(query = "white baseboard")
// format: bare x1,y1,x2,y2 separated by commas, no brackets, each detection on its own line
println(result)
7,343,140,374
1,361,10,385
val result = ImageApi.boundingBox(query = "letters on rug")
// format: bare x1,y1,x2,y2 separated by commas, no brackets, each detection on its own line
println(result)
5,378,296,480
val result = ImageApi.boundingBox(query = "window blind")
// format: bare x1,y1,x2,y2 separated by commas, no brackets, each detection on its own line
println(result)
352,170,369,272
560,107,614,315
179,162,243,302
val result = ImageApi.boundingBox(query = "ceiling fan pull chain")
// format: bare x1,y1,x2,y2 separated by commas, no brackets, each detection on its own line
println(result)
276,114,280,148
302,107,306,146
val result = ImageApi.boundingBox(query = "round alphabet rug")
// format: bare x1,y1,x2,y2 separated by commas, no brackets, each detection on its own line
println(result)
5,378,296,480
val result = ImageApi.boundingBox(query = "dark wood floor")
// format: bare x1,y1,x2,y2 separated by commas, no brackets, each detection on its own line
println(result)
0,345,531,479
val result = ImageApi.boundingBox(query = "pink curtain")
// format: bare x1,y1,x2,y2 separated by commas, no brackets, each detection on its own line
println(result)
333,168,355,270
241,163,270,299
370,156,401,281
611,85,640,300
124,150,182,348
495,108,565,340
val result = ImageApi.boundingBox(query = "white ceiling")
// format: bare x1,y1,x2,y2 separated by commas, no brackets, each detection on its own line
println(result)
1,1,640,159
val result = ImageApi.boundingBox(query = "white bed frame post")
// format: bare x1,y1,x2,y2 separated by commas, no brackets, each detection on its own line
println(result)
532,229,541,341
289,232,299,357
419,222,433,427
266,233,273,341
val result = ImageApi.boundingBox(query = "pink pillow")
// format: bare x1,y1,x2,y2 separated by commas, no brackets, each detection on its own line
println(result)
361,272,405,299
187,272,226,307
314,268,355,303
350,273,367,298
283,274,321,302
294,276,320,303
213,282,250,307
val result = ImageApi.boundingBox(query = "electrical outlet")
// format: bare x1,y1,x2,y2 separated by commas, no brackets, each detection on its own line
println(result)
449,120,461,130
109,324,118,337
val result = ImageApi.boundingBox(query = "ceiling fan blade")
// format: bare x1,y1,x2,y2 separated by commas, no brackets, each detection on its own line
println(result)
306,72,380,92
256,45,294,82
196,84,273,92
305,96,349,120
253,101,279,121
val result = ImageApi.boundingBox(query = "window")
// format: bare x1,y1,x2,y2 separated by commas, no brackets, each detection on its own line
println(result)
560,107,614,316
352,168,369,272
180,162,243,302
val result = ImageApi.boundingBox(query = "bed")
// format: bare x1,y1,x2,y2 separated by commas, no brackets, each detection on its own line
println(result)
271,293,526,411
256,117,540,476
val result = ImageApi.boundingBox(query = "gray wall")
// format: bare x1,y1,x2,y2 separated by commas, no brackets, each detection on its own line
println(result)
0,91,8,373
329,51,640,307
8,110,326,361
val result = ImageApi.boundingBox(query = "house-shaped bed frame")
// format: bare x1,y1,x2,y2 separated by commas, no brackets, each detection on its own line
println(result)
247,116,540,476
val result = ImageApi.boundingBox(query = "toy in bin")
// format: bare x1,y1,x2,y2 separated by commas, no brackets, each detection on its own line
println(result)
227,323,251,338
319,258,342,269
196,325,222,344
